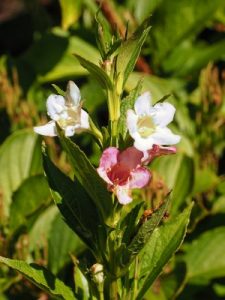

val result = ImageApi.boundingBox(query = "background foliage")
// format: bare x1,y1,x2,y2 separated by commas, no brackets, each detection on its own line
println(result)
0,0,225,299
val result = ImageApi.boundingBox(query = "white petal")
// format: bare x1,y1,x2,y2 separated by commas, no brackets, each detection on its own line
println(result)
116,186,132,205
151,127,181,145
133,133,155,151
134,92,152,116
64,126,75,136
151,102,176,127
80,109,90,129
126,109,138,137
66,81,81,106
47,94,65,120
33,121,57,136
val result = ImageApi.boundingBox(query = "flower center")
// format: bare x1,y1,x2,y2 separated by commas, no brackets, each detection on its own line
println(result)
107,163,130,186
137,116,155,138
58,106,81,128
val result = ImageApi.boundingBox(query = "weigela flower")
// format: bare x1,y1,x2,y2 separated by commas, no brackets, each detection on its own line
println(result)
97,147,151,205
126,92,181,151
34,81,89,137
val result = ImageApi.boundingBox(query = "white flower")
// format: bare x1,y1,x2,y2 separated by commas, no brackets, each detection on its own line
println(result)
127,92,181,151
34,81,90,137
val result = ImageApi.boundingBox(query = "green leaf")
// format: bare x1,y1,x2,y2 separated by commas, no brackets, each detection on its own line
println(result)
56,127,113,225
118,81,142,138
9,175,51,232
21,32,99,83
136,203,193,300
122,197,170,266
74,54,113,90
59,0,82,30
0,130,42,220
116,18,151,86
192,167,219,195
151,153,194,214
185,227,225,282
0,256,76,300
52,84,66,96
149,0,225,65
162,39,225,76
74,264,90,299
29,205,58,252
48,214,85,274
126,72,185,103
43,152,104,251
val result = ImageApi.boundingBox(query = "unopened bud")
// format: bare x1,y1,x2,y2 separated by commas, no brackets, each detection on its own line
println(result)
90,263,104,284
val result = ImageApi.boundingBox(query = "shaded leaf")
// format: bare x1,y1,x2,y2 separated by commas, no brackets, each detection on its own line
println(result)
0,130,42,220
59,0,82,30
0,256,76,300
56,127,113,225
122,197,170,266
43,151,104,252
9,175,51,232
185,227,225,282
136,203,192,299
74,55,113,90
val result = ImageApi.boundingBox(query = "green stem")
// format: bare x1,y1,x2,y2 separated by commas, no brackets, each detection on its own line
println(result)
109,278,118,300
132,257,139,300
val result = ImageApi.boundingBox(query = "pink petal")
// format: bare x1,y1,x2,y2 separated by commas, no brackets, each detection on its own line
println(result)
118,147,143,170
129,167,151,188
115,186,133,205
98,147,119,170
97,167,113,185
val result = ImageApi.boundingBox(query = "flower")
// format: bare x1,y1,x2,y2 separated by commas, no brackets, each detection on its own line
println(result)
126,92,181,151
34,81,89,137
97,147,151,205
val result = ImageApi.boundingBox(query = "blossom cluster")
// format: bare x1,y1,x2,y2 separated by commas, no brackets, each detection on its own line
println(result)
34,81,180,205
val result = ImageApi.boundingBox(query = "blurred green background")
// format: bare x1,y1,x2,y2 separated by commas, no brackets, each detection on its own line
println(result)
0,0,225,299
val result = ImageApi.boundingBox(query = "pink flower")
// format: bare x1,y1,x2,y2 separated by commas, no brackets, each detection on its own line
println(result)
142,144,177,165
97,147,151,205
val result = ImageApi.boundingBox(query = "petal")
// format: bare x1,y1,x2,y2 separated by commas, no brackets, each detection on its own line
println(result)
97,167,113,185
126,109,138,137
64,126,75,136
118,147,143,169
134,92,152,116
33,121,57,136
129,167,151,188
98,147,119,170
80,109,90,129
115,186,133,205
151,127,181,145
66,81,81,106
47,94,65,120
132,133,155,151
151,102,176,127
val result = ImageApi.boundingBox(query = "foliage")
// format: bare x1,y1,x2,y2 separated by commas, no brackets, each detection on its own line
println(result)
0,0,224,299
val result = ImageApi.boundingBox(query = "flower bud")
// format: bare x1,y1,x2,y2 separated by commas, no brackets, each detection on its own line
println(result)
90,263,104,284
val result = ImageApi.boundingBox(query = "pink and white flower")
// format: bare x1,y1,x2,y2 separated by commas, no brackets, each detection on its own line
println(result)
34,81,89,137
97,147,151,205
126,92,181,151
